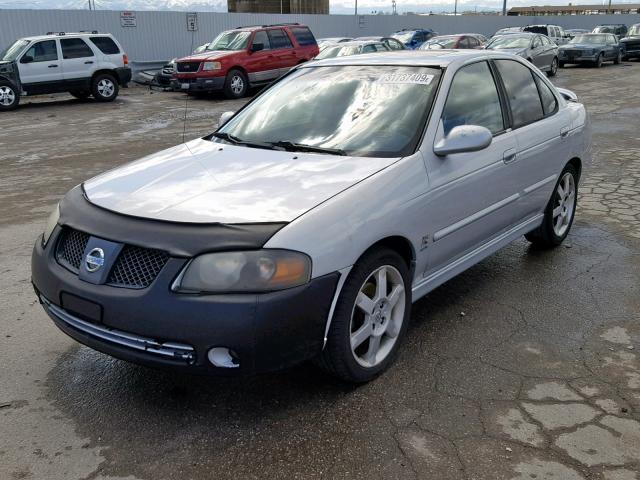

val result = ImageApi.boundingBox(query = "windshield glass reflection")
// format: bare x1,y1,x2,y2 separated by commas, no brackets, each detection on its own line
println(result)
216,66,441,158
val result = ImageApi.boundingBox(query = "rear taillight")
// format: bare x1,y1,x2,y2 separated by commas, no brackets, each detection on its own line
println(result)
123,54,129,65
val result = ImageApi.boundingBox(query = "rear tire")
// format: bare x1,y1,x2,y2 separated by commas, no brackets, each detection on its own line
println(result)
0,81,19,111
614,50,622,65
547,57,558,77
314,248,411,383
595,53,604,68
91,73,119,102
559,61,565,68
223,69,248,99
525,164,578,248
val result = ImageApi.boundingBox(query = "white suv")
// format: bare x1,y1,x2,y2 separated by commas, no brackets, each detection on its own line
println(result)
0,31,131,110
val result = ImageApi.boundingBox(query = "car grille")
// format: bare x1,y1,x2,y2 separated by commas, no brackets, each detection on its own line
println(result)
566,50,582,58
56,228,169,289
107,245,169,289
176,61,200,73
56,228,90,271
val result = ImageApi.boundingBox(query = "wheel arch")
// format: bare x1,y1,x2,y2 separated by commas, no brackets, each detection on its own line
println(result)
567,157,582,180
91,69,118,83
357,235,417,279
227,66,249,79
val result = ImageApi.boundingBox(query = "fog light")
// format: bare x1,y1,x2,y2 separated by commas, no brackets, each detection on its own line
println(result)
208,347,239,368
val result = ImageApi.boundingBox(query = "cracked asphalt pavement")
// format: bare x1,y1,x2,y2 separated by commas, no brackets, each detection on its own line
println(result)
1,62,640,480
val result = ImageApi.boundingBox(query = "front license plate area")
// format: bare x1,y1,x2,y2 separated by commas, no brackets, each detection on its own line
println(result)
60,292,102,324
181,83,190,90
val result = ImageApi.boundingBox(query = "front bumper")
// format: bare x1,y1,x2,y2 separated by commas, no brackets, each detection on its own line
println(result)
172,76,225,93
32,227,339,375
559,51,598,63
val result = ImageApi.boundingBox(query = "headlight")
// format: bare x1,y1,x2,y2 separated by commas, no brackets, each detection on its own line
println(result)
202,61,222,71
42,204,60,247
173,250,312,293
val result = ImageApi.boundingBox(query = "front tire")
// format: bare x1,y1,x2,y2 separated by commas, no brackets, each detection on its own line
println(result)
315,248,411,383
91,73,119,102
0,82,19,111
525,164,578,248
223,69,248,99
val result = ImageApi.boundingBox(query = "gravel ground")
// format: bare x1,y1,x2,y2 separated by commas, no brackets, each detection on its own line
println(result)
1,62,639,480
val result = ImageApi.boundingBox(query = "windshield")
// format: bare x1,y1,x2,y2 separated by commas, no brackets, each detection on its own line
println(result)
216,65,441,158
488,36,530,49
207,31,251,51
392,32,414,43
629,25,640,36
593,26,614,33
524,26,547,35
0,39,29,61
422,37,457,49
315,45,361,59
571,34,607,44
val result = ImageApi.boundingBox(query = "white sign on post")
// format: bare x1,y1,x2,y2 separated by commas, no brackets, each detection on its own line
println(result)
120,11,137,27
187,12,198,31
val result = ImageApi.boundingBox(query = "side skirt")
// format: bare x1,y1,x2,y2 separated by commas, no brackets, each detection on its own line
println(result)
411,214,544,302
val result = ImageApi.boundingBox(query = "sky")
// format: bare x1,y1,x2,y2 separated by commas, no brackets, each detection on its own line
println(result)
0,0,636,13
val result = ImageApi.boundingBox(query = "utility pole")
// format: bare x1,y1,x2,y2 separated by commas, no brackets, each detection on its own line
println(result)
502,0,507,15
355,0,358,15
455,0,458,15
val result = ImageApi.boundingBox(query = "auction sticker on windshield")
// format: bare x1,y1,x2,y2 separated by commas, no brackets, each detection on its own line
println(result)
378,73,435,85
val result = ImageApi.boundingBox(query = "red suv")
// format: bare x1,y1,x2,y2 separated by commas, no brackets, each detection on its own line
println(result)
173,23,319,99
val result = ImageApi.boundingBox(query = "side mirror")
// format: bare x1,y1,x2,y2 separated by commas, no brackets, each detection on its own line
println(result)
434,125,492,156
219,111,235,127
21,55,33,64
251,43,264,53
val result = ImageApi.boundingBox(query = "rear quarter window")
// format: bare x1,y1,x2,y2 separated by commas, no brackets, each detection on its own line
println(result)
495,59,544,128
291,27,317,47
90,37,120,54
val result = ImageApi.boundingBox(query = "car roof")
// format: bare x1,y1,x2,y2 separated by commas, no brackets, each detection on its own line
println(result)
21,32,113,42
325,40,382,47
234,23,309,32
307,50,515,69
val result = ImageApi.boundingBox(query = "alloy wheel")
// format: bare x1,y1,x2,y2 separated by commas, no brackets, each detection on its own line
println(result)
97,79,115,98
552,172,576,237
550,58,558,75
350,265,406,368
0,85,16,106
230,75,244,95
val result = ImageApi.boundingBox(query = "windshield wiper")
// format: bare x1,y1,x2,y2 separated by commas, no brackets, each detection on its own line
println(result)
212,132,277,150
270,141,347,156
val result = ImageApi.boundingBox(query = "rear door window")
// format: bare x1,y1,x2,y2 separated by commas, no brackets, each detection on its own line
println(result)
61,38,94,59
495,59,544,128
90,37,120,54
291,27,316,46
442,61,504,135
22,40,58,62
268,29,293,49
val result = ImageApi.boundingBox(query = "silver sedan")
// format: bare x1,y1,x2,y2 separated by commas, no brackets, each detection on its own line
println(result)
486,33,560,76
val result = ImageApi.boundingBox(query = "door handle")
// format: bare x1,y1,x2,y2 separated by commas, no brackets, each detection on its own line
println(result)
560,127,570,138
48,64,58,68
503,148,517,164
84,61,94,64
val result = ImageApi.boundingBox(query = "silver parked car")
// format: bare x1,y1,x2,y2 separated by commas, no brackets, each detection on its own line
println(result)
314,40,390,60
486,33,560,76
32,51,590,383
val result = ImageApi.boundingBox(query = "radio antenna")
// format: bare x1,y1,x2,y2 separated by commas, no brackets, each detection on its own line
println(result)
182,26,196,145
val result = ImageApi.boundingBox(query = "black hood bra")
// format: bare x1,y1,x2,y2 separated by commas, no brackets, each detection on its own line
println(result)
58,186,286,258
